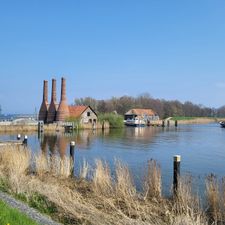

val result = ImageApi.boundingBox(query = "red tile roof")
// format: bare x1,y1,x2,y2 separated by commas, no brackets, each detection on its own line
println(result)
69,105,88,118
125,108,157,116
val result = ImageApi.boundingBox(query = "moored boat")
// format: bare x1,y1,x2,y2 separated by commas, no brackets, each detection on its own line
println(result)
124,118,146,127
219,121,225,128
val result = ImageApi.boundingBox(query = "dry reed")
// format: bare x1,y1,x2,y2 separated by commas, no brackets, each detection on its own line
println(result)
0,146,222,225
144,159,162,200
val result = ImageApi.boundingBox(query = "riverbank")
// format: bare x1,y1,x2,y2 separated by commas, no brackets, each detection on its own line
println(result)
0,121,110,132
171,117,224,125
0,146,223,225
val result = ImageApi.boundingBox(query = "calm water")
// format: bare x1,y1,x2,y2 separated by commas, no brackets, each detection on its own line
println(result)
1,123,225,194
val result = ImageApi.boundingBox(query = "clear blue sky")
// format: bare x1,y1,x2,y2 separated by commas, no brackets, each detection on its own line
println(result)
0,0,225,114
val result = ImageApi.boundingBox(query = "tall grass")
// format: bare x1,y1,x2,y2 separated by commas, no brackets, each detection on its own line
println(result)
1,146,225,224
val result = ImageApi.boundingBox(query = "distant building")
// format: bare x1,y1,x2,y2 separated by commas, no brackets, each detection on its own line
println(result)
124,108,159,126
38,78,98,124
69,105,97,124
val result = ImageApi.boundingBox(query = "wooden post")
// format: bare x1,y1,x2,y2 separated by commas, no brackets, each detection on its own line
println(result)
162,120,165,127
17,134,21,140
173,155,181,196
167,120,170,127
175,120,178,127
70,141,75,176
23,135,28,146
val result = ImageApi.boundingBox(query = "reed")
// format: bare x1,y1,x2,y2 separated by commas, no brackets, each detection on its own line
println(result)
144,159,162,200
1,146,224,225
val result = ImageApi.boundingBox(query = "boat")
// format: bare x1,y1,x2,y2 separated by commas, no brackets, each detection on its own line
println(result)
219,121,225,128
124,118,146,127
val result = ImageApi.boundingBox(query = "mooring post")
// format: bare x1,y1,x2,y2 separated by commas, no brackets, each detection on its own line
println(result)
175,120,178,127
70,141,75,176
167,120,170,127
23,135,28,146
173,155,181,196
162,120,165,127
17,134,21,140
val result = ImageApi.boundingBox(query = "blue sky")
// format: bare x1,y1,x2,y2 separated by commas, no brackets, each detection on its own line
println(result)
0,0,225,113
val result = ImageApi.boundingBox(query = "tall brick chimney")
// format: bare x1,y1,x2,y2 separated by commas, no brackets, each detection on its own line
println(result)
56,77,69,122
38,80,48,123
46,79,58,123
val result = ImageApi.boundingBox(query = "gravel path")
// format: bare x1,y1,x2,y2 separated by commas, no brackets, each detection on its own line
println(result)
0,191,62,225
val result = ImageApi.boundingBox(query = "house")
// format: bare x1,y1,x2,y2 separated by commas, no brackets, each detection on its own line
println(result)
68,105,97,124
124,108,159,126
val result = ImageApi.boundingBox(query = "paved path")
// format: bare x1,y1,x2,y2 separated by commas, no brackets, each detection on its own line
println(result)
0,191,62,225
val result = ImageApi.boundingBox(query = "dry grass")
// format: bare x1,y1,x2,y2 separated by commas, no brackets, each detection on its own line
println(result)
144,159,162,200
0,146,223,225
205,174,225,223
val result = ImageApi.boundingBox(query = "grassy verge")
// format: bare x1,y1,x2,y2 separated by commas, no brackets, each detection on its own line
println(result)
98,113,124,128
0,199,39,225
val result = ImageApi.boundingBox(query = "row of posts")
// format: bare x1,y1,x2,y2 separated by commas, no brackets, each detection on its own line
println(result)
162,120,178,127
18,135,181,196
17,134,28,146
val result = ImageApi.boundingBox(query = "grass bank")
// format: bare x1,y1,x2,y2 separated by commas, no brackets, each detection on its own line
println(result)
171,117,217,124
0,199,39,225
0,146,224,224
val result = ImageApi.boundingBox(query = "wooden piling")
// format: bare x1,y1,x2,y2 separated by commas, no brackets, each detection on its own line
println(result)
175,120,178,127
167,120,170,127
17,134,21,140
162,120,165,127
23,135,28,146
70,141,75,176
173,155,181,196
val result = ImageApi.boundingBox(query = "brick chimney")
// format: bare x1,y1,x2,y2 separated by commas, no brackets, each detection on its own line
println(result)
56,77,69,122
38,80,48,123
46,79,58,123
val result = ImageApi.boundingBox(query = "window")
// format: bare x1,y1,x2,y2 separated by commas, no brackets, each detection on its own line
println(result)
87,112,91,117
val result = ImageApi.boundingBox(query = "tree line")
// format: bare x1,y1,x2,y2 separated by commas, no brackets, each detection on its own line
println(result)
74,94,225,119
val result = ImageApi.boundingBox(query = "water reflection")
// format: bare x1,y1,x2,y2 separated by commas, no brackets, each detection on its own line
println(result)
37,127,161,157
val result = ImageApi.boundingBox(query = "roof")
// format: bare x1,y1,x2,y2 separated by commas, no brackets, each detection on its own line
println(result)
69,105,88,118
68,105,98,118
125,108,157,116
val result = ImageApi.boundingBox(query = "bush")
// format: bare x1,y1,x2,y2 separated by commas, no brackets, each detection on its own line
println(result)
65,116,82,130
98,113,124,128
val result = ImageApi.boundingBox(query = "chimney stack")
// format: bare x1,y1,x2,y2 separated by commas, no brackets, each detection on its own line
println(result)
56,77,69,122
46,79,58,123
38,80,48,123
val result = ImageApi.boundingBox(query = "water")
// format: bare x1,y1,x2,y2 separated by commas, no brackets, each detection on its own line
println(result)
1,123,225,194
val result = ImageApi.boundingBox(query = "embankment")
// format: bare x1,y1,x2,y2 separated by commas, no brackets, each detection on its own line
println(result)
0,121,110,132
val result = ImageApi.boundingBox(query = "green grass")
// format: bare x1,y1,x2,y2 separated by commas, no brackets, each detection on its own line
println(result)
98,113,124,128
0,199,39,225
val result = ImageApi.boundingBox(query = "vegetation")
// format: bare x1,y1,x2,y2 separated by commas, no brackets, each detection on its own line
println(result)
65,116,82,130
98,113,124,128
171,116,198,121
0,199,39,225
75,93,218,119
0,146,225,224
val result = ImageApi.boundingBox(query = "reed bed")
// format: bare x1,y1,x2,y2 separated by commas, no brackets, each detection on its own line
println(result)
0,146,224,225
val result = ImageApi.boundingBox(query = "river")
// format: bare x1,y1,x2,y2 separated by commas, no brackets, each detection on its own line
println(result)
1,123,224,195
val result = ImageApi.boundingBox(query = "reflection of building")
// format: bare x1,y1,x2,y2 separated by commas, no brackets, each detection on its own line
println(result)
39,78,97,124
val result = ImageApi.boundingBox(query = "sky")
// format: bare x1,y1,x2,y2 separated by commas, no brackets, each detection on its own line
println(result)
0,0,225,114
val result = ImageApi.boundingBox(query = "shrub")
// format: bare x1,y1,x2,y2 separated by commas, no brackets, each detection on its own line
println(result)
98,113,124,128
